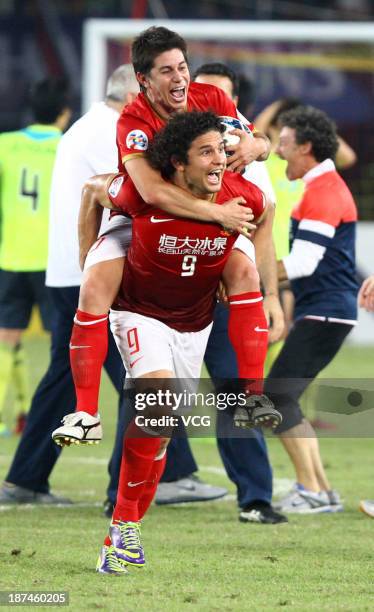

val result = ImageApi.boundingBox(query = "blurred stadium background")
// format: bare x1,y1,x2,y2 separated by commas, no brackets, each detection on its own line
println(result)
1,4,373,606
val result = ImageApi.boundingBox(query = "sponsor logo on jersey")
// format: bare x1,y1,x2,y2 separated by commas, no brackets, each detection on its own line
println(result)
158,234,228,256
108,175,124,198
126,129,149,151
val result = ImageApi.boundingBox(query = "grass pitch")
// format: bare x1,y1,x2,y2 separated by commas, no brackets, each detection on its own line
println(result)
1,337,374,610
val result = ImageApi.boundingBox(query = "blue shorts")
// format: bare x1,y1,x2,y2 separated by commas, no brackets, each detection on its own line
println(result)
0,269,53,330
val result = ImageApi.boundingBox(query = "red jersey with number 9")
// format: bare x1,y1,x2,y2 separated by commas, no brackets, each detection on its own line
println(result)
109,172,265,332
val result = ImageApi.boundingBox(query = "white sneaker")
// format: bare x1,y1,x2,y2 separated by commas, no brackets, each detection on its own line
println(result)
359,500,374,518
327,489,344,512
155,475,228,505
273,483,299,511
274,484,332,514
52,411,102,446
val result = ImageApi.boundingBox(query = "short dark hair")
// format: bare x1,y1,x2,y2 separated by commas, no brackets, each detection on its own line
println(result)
279,105,338,162
148,110,225,179
193,62,240,99
29,77,71,124
132,26,188,76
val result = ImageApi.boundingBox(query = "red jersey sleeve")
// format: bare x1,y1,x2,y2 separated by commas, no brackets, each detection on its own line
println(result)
221,172,265,221
241,179,265,221
188,82,236,117
108,173,148,217
116,109,154,167
210,84,238,117
194,82,251,133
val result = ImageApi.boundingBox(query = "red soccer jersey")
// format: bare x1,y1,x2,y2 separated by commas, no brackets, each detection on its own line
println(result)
108,172,265,332
116,82,252,172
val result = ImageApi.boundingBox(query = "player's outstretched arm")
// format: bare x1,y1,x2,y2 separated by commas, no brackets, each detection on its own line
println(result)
358,274,374,312
252,202,284,343
253,100,284,133
78,173,116,268
125,156,256,234
336,136,357,170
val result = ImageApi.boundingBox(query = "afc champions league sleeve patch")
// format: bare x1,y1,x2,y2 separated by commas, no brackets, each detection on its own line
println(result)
108,175,124,199
126,129,149,151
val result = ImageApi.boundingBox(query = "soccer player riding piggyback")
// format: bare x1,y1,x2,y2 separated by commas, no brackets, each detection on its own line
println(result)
52,25,283,447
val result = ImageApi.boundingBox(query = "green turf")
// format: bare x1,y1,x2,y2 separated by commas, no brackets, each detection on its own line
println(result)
1,338,374,610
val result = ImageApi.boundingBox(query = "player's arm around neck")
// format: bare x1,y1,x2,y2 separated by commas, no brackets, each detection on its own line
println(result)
125,156,255,233
78,173,116,269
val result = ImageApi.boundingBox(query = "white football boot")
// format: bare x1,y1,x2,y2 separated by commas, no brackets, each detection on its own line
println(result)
52,411,102,446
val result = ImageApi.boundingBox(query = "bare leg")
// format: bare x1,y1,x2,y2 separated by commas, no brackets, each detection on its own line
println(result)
78,257,125,314
222,249,260,295
307,423,331,491
279,420,320,492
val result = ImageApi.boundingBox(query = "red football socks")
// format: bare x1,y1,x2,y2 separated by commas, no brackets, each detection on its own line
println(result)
112,422,163,523
228,291,268,394
138,450,167,519
104,449,166,547
70,309,108,416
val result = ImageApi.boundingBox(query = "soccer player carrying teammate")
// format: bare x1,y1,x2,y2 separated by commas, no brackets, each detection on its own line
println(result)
53,26,283,446
93,110,272,573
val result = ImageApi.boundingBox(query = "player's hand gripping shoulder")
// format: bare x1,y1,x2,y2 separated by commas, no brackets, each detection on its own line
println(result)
226,131,271,173
215,196,256,235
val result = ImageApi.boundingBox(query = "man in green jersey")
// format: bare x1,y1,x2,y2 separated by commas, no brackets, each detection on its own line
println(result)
0,77,71,436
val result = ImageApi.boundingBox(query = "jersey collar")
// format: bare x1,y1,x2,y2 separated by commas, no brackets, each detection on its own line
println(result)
24,124,62,136
303,158,335,184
